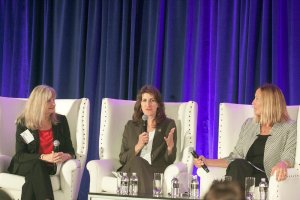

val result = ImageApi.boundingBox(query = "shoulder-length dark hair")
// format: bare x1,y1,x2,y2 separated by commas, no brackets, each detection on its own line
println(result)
132,85,166,127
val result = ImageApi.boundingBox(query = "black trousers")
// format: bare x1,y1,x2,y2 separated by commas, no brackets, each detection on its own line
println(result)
14,159,54,200
226,159,269,187
120,156,164,194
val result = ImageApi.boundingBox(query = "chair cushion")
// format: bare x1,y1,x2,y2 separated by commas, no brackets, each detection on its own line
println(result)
0,173,60,191
101,176,117,193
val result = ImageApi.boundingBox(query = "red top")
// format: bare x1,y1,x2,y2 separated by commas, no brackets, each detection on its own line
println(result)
38,128,53,167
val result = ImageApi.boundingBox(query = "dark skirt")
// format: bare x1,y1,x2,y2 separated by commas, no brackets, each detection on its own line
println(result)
226,159,269,187
119,156,165,194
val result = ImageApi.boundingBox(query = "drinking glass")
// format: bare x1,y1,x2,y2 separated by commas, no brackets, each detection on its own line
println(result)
153,173,163,195
245,177,255,200
116,172,123,194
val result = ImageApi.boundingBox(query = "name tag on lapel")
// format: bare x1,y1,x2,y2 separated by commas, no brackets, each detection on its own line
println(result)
20,129,34,144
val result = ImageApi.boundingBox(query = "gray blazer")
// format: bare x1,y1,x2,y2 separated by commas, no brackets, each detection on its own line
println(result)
223,118,297,179
119,118,177,172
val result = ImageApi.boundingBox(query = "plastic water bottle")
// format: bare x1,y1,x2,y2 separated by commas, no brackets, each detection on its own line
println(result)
129,172,138,195
171,176,179,197
212,177,219,185
259,178,268,200
121,172,129,195
190,175,199,198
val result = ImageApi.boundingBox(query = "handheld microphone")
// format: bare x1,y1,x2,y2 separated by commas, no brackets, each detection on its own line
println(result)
142,115,148,149
53,140,60,173
188,147,209,173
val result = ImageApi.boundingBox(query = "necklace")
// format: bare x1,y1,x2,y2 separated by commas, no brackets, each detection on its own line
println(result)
261,125,272,134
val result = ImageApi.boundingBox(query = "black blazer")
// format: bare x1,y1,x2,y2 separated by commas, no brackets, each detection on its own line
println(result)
8,114,75,174
119,118,177,172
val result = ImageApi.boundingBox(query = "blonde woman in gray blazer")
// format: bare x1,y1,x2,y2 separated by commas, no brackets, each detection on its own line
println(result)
193,83,297,186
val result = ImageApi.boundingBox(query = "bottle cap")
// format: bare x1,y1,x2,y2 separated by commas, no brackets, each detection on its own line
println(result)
132,172,136,176
261,178,265,182
123,172,127,176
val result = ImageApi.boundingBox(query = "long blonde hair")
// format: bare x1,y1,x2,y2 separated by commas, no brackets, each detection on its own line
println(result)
15,85,59,130
254,83,290,126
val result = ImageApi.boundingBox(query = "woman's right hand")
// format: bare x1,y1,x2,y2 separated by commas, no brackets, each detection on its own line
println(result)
137,132,149,148
42,151,55,163
135,132,149,154
193,155,206,168
42,151,63,164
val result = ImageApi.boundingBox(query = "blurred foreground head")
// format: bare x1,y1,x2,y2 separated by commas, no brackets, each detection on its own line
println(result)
204,181,245,200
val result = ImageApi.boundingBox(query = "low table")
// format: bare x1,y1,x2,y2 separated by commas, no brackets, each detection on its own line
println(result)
88,192,200,200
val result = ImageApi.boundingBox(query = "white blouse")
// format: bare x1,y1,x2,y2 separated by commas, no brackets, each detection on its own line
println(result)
140,130,155,164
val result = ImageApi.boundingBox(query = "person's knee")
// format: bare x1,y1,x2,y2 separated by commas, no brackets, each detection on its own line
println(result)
35,159,44,165
130,156,147,165
0,189,12,200
32,159,47,170
229,159,248,168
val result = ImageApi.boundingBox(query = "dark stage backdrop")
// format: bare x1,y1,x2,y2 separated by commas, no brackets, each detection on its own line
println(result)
1,0,300,199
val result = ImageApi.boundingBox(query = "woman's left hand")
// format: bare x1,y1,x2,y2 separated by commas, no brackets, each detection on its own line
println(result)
271,161,288,182
53,152,69,164
164,128,175,150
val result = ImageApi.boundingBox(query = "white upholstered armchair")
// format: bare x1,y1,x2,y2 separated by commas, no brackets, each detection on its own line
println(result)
197,103,300,200
0,96,90,200
87,98,198,195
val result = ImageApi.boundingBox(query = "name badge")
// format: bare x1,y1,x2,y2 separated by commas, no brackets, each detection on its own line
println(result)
20,129,34,144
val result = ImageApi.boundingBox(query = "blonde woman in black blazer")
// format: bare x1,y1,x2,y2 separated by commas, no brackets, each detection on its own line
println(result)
8,85,75,200
119,85,177,194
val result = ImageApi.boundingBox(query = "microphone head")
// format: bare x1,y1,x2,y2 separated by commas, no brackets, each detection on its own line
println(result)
142,115,148,121
53,140,60,147
188,147,195,153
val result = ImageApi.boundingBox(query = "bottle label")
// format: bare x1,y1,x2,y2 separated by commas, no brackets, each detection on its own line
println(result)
191,184,199,189
172,183,179,188
131,181,138,185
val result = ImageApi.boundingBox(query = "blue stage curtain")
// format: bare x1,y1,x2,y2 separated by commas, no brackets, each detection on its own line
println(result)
1,0,300,199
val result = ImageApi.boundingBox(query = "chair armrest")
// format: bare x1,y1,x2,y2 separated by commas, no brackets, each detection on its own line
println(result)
197,167,227,198
86,159,121,193
60,159,81,200
164,162,188,194
269,168,300,200
0,155,12,173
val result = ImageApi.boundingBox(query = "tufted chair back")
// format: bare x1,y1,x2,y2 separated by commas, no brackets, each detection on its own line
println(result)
88,98,198,194
198,103,299,199
0,96,90,200
218,103,299,160
99,98,198,170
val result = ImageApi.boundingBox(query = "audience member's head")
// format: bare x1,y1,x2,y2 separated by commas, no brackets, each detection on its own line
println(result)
204,181,244,200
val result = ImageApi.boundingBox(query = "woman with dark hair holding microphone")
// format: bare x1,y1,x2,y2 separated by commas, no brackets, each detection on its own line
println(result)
119,85,177,194
193,83,297,186
7,85,76,200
